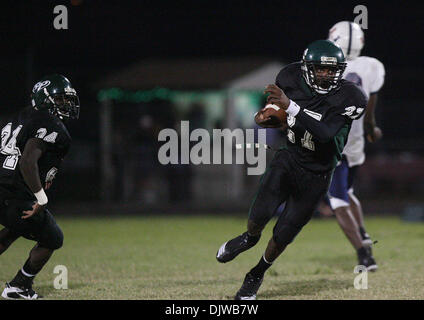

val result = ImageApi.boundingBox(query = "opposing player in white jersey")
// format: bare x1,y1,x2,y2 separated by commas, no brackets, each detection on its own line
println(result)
326,21,385,271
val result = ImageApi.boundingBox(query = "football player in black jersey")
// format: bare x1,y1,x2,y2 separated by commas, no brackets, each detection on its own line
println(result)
0,74,79,299
216,40,367,300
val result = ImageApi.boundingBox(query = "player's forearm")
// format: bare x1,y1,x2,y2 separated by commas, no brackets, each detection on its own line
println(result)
363,94,378,134
297,113,340,142
20,157,48,205
20,138,48,205
363,119,375,136
19,157,43,194
364,109,377,136
286,101,342,143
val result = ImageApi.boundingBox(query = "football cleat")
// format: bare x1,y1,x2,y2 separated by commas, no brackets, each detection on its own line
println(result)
1,282,38,300
216,232,259,263
234,272,264,300
358,248,378,272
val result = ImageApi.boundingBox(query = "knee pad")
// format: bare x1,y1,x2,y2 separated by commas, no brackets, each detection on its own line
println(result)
40,232,63,250
272,220,302,247
43,228,63,250
39,222,64,250
51,228,64,250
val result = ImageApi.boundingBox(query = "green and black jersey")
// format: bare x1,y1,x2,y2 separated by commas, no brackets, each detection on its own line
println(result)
275,62,367,173
0,107,71,200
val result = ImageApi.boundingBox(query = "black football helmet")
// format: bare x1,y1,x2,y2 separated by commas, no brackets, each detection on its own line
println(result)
31,74,80,120
301,40,347,94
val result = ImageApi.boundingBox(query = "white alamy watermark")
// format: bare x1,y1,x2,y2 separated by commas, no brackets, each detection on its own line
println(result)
353,5,368,29
353,265,368,290
53,5,68,30
53,265,68,289
158,121,268,175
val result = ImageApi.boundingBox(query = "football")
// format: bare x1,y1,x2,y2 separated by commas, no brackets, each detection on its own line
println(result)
254,104,288,128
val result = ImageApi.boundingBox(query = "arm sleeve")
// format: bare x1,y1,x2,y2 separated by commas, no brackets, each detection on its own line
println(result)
369,59,385,94
288,85,367,143
295,109,350,143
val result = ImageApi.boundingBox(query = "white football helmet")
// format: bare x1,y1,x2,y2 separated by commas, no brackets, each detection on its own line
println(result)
328,21,364,60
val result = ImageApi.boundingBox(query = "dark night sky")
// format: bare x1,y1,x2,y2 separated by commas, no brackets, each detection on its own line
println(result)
3,1,419,67
0,0,422,139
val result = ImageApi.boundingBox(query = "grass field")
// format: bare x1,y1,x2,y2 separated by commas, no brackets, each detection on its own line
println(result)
0,215,423,300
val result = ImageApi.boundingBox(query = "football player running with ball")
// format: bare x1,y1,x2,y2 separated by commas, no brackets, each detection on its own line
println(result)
324,21,385,271
0,74,79,299
216,40,367,300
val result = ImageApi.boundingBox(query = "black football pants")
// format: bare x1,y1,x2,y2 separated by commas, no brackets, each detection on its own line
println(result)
0,198,63,250
248,148,333,247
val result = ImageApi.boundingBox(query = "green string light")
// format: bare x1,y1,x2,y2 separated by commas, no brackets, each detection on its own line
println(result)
97,87,263,103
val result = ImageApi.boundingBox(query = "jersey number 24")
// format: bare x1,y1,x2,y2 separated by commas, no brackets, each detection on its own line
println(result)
0,123,22,170
0,123,58,170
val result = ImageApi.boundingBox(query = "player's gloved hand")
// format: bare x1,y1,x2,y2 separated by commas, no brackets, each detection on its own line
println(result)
367,126,383,143
22,202,45,219
264,84,290,110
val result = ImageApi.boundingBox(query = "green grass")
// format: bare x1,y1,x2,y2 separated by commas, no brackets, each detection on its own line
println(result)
1,215,423,299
